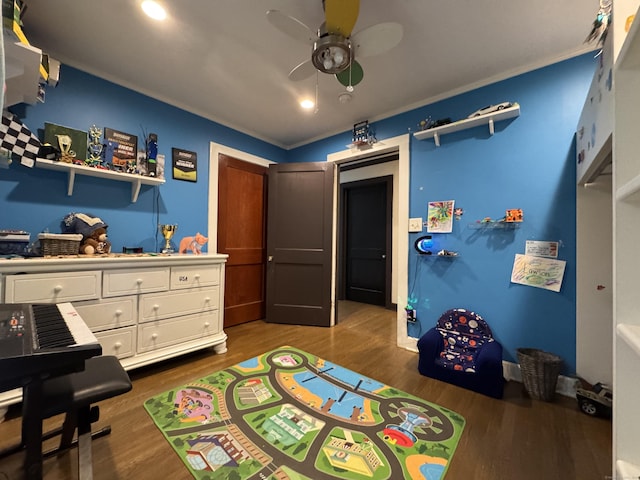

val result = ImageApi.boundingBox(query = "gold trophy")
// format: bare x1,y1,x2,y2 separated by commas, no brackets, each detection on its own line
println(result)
159,224,178,253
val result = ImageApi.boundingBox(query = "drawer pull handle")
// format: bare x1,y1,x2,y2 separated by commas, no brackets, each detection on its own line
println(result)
194,274,201,280
114,342,122,349
151,333,158,340
153,304,160,310
115,309,123,316
136,278,143,285
204,322,210,327
204,297,210,302
53,285,63,293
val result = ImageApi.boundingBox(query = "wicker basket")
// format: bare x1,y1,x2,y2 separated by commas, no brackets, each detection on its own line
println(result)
517,348,563,401
38,233,83,256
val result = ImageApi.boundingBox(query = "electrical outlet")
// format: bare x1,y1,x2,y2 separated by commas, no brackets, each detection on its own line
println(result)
405,307,417,322
409,217,423,232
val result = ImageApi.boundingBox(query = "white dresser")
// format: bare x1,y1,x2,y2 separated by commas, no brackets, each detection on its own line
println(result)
0,253,228,415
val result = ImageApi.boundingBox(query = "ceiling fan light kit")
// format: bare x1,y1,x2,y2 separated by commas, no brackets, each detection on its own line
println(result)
311,35,351,74
267,0,401,105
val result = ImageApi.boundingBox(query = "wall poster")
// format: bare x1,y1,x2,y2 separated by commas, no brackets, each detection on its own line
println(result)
510,253,566,292
172,148,197,182
426,200,455,233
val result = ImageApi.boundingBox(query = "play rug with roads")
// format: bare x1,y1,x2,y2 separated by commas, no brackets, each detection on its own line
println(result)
144,346,465,480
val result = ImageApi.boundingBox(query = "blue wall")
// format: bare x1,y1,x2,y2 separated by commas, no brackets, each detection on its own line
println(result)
1,54,596,374
1,67,287,252
290,54,596,373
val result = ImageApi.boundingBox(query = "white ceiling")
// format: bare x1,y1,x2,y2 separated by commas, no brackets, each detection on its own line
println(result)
20,0,598,149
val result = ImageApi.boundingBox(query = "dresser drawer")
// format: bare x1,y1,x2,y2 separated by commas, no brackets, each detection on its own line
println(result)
139,287,219,323
170,264,220,290
137,311,218,352
4,271,101,303
73,296,136,332
103,268,169,298
95,326,136,360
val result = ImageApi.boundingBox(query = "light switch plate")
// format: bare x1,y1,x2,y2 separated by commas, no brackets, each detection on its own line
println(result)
409,217,423,232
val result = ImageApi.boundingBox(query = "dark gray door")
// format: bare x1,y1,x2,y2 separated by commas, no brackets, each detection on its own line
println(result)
265,162,335,326
340,176,392,307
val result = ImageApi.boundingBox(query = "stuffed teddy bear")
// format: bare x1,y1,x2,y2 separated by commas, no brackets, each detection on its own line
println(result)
61,212,111,255
79,226,111,255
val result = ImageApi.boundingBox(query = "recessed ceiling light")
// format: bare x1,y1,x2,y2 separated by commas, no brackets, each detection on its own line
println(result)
300,99,315,110
142,1,167,21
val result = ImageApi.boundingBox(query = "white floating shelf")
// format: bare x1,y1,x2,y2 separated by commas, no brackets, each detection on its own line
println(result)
468,222,521,230
414,104,520,146
36,158,164,203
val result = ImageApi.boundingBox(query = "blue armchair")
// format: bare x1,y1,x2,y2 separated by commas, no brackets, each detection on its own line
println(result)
417,308,504,399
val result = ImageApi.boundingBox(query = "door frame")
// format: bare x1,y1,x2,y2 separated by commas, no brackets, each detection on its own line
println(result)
327,134,413,351
339,175,393,309
207,133,414,352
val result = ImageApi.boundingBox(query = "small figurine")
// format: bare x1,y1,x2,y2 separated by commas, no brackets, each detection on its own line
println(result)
179,233,208,255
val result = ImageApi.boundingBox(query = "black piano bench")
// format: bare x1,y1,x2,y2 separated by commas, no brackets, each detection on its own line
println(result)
41,355,132,479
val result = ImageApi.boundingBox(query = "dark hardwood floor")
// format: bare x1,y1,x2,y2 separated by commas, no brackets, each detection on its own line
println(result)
0,301,611,479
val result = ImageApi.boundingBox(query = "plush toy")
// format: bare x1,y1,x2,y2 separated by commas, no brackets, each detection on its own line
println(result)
178,233,208,254
79,226,111,255
61,212,111,255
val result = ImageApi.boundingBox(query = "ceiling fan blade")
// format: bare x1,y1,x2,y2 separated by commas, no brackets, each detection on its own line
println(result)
288,60,317,81
266,9,316,44
324,0,360,37
335,60,364,87
352,22,403,58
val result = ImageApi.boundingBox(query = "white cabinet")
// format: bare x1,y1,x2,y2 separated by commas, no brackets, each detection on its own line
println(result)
613,4,640,477
0,254,228,413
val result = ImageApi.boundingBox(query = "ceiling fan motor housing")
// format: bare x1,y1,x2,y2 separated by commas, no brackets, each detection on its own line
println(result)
312,34,352,74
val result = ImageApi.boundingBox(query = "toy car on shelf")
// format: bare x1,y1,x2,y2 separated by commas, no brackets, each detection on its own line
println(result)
467,102,513,118
576,382,612,417
418,117,452,130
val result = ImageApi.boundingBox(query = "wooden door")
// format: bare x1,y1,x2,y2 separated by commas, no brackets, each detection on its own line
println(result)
340,176,392,307
265,162,335,327
217,154,267,327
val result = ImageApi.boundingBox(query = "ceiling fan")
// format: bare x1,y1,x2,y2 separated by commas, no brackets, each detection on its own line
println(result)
266,0,403,90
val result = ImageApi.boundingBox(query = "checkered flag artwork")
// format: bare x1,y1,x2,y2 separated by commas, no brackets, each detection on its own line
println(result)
0,111,41,167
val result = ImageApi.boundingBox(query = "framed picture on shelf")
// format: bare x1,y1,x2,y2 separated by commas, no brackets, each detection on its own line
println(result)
104,128,137,171
43,122,88,161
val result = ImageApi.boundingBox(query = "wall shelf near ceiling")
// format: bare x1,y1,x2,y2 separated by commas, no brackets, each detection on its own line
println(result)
36,158,164,203
413,104,520,146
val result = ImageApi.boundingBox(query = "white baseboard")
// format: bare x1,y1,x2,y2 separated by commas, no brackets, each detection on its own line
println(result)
402,340,578,399
503,360,579,398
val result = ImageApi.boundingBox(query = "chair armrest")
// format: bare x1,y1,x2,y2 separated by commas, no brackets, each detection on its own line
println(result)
417,328,444,362
475,340,503,373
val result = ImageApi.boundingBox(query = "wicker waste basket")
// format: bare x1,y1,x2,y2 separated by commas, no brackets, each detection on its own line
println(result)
517,348,563,401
